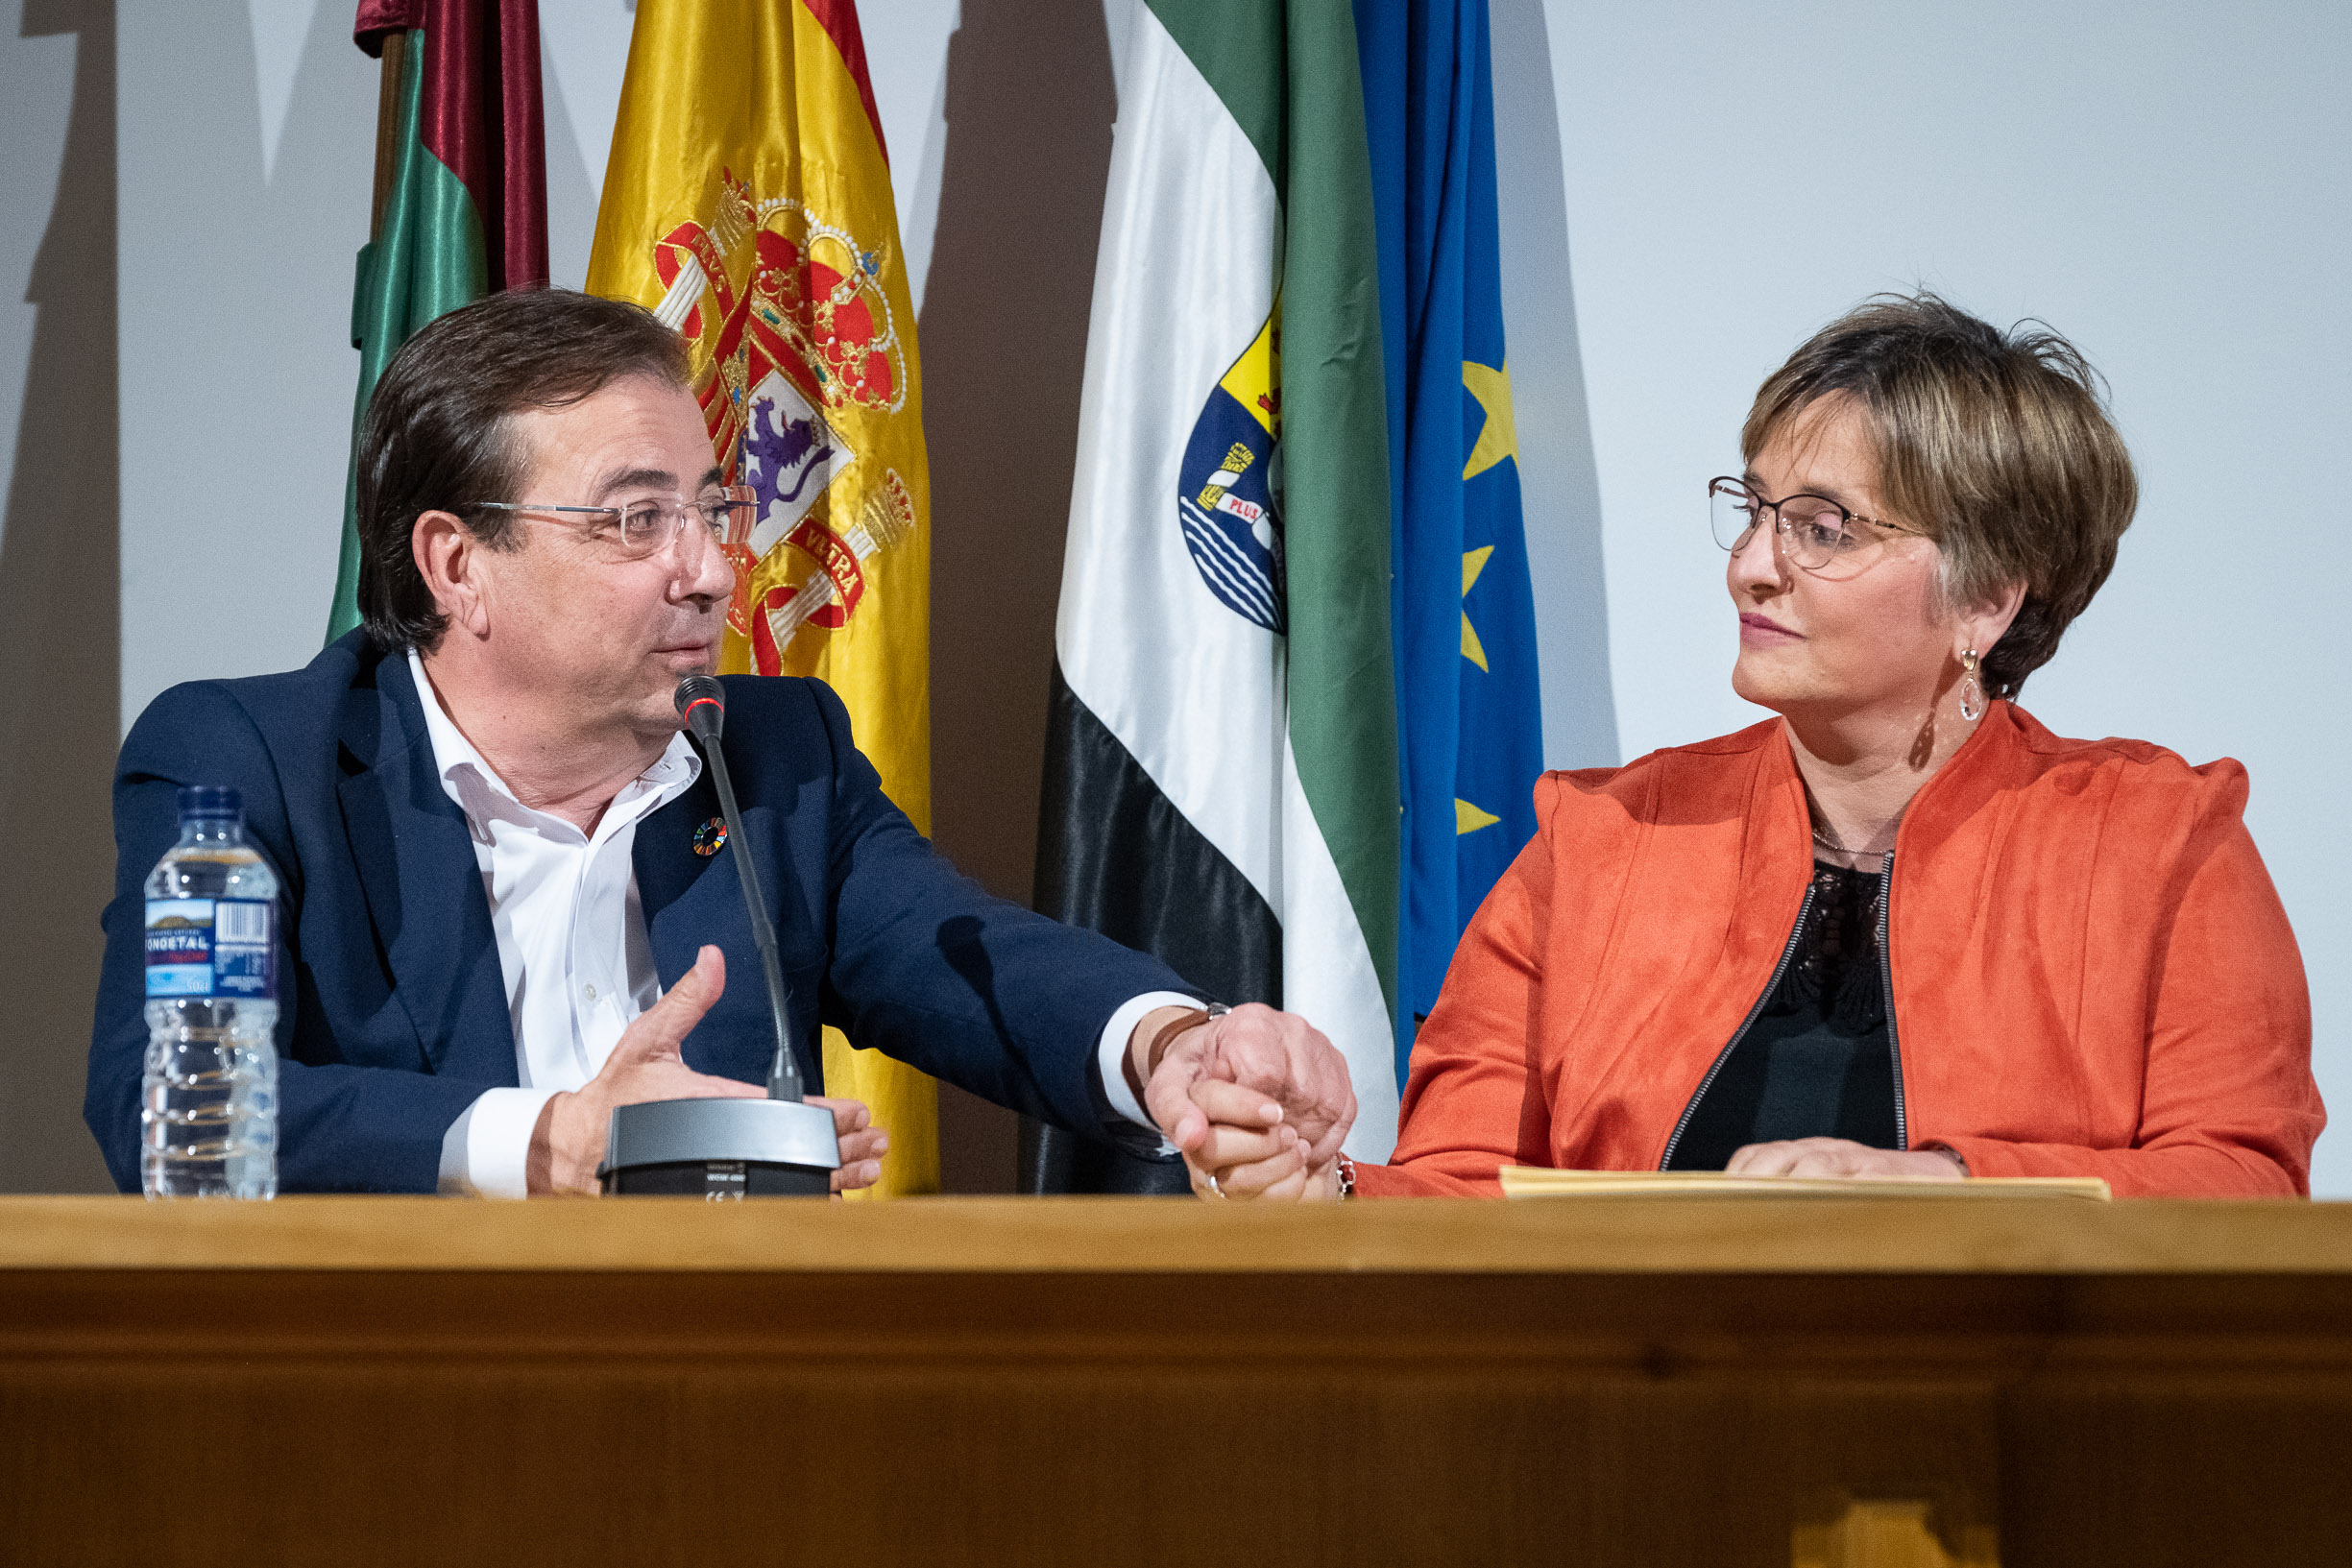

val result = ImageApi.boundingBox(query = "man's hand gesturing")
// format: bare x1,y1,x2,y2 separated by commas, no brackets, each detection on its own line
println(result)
527,946,890,1195
1131,1002,1356,1193
531,944,762,1194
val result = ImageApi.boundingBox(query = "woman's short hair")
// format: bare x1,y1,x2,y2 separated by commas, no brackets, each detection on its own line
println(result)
1741,292,2137,698
355,287,691,653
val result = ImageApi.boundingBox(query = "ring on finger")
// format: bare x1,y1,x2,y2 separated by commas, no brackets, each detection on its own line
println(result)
1202,1169,1226,1200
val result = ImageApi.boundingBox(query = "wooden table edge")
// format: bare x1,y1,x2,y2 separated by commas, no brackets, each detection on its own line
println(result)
3,1194,2349,1276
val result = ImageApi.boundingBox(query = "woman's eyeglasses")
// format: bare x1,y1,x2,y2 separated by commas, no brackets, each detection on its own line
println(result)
1709,476,1920,571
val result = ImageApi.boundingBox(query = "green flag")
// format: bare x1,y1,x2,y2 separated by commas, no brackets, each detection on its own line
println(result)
328,4,547,642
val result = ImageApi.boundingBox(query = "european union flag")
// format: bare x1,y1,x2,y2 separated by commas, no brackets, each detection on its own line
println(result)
1355,0,1546,1082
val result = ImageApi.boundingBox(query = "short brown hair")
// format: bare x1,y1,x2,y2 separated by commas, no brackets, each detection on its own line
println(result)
355,287,691,652
1742,292,2137,697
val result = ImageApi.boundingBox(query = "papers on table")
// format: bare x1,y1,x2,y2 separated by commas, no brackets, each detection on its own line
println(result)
1498,1167,2112,1201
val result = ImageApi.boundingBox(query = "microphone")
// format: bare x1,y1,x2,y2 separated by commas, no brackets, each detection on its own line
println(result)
673,674,804,1103
597,674,837,1195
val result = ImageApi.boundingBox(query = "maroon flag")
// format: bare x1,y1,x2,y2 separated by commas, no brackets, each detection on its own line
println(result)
353,0,546,289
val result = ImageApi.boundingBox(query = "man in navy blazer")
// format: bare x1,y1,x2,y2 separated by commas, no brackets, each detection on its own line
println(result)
87,289,1355,1195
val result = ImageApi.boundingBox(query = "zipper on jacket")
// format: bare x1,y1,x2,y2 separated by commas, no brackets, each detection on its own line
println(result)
1658,882,1819,1170
1880,851,1906,1149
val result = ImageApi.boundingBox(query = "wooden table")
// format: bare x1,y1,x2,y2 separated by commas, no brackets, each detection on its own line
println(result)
4,1196,2349,1567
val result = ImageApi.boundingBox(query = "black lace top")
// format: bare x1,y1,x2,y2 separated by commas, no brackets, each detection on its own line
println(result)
1664,859,1900,1170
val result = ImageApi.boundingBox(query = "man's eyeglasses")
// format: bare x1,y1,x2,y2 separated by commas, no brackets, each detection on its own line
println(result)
464,485,756,559
1708,476,1921,571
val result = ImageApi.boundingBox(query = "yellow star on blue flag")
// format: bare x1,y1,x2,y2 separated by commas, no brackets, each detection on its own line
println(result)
1461,545,1491,670
1462,359,1515,480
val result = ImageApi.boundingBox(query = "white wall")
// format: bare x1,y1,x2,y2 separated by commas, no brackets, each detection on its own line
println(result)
23,0,2344,1189
117,0,376,721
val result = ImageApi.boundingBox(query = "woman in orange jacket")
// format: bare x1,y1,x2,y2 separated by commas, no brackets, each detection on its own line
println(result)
1185,293,2322,1199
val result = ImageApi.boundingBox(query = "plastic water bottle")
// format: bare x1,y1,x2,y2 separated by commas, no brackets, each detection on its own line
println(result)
141,785,279,1198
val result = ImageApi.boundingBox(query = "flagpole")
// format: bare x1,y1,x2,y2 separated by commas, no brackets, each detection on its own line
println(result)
370,30,407,241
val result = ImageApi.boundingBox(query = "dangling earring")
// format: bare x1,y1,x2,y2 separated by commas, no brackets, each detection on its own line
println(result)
1959,649,1985,722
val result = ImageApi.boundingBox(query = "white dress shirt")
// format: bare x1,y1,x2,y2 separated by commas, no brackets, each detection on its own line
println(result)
411,651,1182,1196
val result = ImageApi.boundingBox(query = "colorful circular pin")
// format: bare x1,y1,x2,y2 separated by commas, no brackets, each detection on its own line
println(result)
691,817,728,856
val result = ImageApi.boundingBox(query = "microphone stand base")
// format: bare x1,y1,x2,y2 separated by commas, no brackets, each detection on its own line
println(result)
598,1098,841,1200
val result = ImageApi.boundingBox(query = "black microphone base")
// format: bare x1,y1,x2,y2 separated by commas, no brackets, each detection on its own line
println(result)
598,1098,840,1200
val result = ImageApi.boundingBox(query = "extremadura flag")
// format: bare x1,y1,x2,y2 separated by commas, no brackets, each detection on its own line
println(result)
585,0,938,1198
329,0,548,642
1042,0,1404,1159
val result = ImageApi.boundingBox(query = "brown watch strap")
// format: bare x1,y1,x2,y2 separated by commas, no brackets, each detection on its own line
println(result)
1123,1001,1227,1106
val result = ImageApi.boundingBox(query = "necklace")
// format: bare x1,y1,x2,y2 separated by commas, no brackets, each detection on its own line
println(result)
1811,819,1889,862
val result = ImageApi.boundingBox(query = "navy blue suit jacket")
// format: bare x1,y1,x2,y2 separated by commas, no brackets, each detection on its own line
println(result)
87,633,1190,1193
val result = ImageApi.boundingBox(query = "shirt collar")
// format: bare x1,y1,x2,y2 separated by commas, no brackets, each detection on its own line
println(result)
404,646,702,842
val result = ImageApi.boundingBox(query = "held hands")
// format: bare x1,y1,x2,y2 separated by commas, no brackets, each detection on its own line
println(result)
1177,1073,1347,1199
1130,1002,1355,1202
528,944,887,1195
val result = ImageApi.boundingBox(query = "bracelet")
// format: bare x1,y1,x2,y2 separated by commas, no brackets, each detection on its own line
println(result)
1333,1151,1356,1200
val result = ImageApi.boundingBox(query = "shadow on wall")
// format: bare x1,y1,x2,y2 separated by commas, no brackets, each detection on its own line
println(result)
1,0,116,1192
1491,0,1616,770
916,0,1119,1191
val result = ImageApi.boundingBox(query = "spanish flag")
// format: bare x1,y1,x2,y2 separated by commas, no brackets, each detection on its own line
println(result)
586,0,937,1196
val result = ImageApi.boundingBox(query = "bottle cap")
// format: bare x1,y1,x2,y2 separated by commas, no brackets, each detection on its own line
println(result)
177,785,243,821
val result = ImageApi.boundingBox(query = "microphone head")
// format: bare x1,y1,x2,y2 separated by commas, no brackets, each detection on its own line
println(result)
674,674,725,742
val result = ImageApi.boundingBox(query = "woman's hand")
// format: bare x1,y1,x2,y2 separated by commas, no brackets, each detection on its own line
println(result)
1177,1077,1344,1201
807,1095,887,1194
1726,1137,1965,1180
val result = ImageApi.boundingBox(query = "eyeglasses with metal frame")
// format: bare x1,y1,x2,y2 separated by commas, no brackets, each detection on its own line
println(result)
1708,475,1921,571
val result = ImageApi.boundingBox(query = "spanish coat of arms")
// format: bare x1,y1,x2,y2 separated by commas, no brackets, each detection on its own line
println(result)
650,169,919,675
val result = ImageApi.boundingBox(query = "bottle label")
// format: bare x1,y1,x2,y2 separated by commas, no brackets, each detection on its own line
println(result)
211,900,275,999
145,898,275,1000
